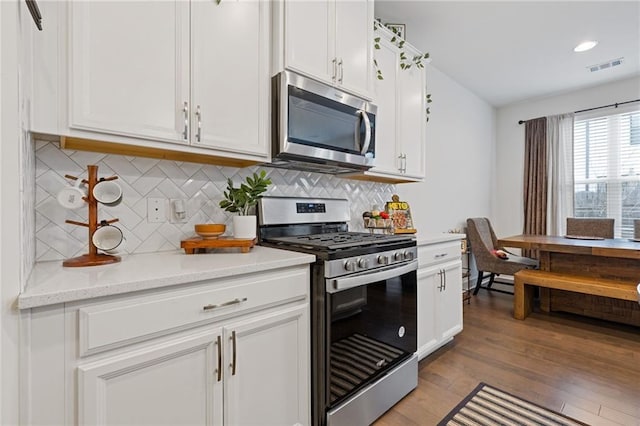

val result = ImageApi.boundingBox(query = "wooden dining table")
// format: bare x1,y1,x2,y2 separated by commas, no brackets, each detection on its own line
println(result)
498,234,640,326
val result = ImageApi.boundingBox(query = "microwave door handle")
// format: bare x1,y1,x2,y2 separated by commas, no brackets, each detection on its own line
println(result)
359,110,372,154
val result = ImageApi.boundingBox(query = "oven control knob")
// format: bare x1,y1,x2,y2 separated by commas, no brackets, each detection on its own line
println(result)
394,252,403,261
357,258,370,269
403,250,414,261
377,255,389,265
344,259,357,272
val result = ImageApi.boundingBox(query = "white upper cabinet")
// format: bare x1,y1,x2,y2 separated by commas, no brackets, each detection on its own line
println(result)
34,0,269,162
281,0,374,100
397,51,427,179
368,34,399,175
190,0,269,156
353,24,426,182
69,1,190,143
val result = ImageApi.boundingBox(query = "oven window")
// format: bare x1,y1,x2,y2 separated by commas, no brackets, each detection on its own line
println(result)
327,270,417,406
288,86,374,155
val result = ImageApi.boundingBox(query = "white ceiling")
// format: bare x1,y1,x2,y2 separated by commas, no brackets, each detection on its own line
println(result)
374,1,640,107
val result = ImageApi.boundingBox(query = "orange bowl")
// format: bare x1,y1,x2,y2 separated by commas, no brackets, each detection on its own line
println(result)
195,223,226,239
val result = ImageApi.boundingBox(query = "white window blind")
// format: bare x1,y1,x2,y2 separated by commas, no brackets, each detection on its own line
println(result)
574,107,640,237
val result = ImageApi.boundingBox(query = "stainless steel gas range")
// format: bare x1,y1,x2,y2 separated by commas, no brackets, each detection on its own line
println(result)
257,197,418,426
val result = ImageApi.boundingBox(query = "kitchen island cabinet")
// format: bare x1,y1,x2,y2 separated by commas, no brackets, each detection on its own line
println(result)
20,248,313,426
416,235,464,360
273,0,374,100
30,0,269,165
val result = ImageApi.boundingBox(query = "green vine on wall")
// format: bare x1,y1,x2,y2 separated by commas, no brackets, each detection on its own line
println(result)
374,22,433,122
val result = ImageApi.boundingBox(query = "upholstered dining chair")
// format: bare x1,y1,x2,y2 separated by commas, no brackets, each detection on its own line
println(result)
565,218,614,239
466,217,538,295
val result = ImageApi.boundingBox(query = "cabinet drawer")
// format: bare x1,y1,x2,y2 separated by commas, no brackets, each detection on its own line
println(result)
418,241,462,268
77,267,308,356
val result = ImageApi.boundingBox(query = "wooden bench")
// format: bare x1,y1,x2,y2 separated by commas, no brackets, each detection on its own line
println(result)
513,269,638,320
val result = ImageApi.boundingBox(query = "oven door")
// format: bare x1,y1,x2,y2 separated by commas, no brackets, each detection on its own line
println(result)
324,260,417,408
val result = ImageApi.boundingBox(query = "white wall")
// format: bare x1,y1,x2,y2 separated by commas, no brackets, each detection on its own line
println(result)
398,65,496,235
495,76,640,237
1,1,25,425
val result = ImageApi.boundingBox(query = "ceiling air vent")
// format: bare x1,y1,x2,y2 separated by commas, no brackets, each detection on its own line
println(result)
588,57,624,72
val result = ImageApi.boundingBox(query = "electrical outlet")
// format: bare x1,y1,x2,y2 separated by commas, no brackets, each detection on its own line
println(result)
169,199,188,224
147,198,166,223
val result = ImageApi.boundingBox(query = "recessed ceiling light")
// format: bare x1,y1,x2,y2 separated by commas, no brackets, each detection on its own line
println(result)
574,40,598,52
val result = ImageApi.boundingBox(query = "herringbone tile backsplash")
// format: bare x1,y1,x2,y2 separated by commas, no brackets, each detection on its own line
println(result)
35,141,396,261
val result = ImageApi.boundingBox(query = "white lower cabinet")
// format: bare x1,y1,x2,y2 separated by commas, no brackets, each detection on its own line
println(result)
417,240,463,360
24,265,310,426
78,329,222,425
224,307,308,425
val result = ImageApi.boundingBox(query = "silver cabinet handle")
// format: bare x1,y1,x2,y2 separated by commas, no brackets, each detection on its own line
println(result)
443,269,447,291
434,253,448,259
437,269,444,291
397,154,407,173
230,330,237,376
182,101,189,140
216,335,222,382
203,297,248,311
338,58,344,83
195,105,202,142
332,58,337,81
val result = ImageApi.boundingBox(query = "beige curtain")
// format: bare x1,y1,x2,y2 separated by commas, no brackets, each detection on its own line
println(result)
523,117,548,257
546,113,575,236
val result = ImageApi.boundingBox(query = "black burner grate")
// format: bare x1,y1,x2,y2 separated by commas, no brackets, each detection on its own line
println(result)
329,333,407,404
266,232,414,251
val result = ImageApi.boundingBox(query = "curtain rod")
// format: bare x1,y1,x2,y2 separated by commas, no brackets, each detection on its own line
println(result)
517,98,640,125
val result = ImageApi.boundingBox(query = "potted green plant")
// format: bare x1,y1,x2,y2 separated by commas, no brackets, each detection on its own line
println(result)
219,170,272,239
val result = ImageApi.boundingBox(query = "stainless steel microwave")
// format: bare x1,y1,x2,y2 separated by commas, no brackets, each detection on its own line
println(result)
271,71,377,174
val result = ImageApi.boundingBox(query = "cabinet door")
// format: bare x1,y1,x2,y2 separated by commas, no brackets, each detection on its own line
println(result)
334,0,373,98
191,0,269,157
224,306,309,426
78,329,222,426
417,265,439,360
69,1,189,143
437,262,464,342
371,36,401,175
284,1,334,85
398,53,426,179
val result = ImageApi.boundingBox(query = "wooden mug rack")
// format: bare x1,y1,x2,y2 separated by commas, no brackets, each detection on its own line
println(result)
62,165,121,267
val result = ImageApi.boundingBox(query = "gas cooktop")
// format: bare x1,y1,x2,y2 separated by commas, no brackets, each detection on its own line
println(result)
263,232,414,251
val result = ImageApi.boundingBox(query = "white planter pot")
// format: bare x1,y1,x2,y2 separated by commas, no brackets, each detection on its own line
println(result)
233,215,257,240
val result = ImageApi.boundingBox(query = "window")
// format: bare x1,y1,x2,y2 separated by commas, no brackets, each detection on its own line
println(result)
574,108,640,237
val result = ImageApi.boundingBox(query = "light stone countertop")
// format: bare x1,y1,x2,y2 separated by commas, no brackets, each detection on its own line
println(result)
416,233,466,246
19,247,316,309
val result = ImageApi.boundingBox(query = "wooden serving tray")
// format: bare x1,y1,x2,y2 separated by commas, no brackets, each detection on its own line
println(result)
180,237,256,254
394,228,417,234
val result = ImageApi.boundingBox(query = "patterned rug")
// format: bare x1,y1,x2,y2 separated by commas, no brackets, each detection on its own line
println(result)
438,383,587,426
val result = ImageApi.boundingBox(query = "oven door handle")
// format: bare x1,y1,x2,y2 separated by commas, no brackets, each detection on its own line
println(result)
327,260,418,293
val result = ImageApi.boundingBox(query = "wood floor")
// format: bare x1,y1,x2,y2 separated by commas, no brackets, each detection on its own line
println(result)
375,290,640,426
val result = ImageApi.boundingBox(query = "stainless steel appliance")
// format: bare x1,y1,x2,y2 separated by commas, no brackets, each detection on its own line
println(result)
258,197,418,426
271,71,377,174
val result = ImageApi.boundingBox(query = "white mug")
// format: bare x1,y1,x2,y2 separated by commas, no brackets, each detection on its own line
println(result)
93,180,123,207
57,180,87,210
92,223,125,253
